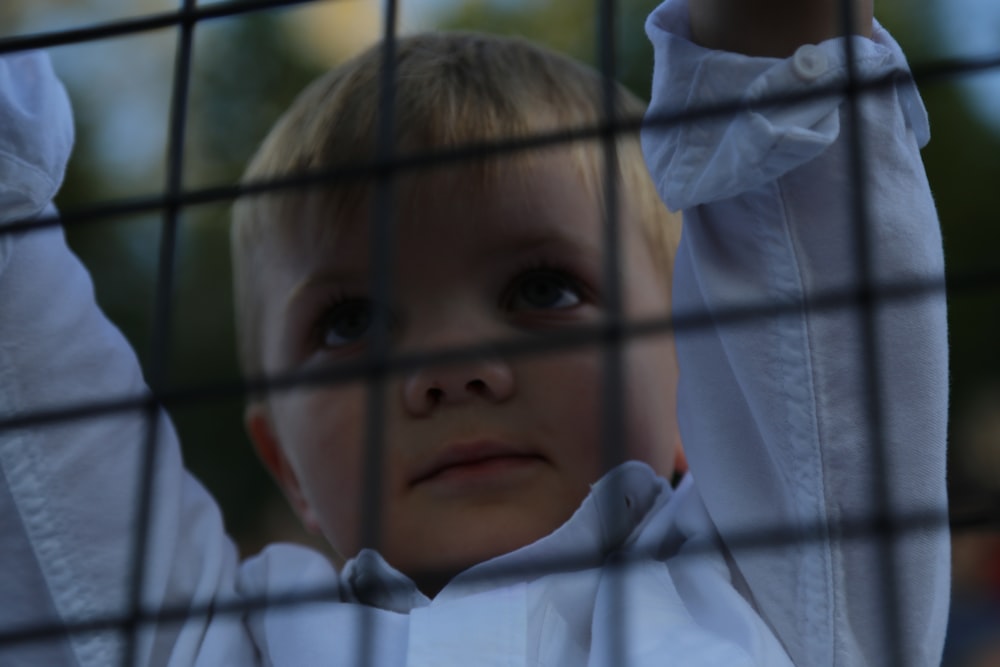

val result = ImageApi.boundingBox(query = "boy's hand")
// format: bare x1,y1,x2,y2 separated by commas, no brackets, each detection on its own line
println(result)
689,0,873,57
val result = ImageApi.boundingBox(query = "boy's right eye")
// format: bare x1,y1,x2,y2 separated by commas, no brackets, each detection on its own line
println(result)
316,298,372,349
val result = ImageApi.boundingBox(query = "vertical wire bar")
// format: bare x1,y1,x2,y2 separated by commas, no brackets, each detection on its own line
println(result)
121,1,197,665
596,0,627,664
356,0,398,665
837,0,904,663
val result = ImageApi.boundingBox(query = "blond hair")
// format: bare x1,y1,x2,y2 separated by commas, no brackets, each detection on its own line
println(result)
231,31,681,378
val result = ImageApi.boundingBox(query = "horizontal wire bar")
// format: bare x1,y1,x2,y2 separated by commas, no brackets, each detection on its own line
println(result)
0,267,982,433
0,54,998,241
0,0,338,53
119,3,200,664
908,50,1000,84
0,497,987,650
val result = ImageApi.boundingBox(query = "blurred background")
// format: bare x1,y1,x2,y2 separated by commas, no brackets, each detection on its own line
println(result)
2,0,998,664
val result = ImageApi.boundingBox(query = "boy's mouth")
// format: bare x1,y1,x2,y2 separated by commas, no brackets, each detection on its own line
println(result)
409,440,545,487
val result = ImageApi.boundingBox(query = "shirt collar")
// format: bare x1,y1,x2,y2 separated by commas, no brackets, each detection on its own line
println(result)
340,462,671,612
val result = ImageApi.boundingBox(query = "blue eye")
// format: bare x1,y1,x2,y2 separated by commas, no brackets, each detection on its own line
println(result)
508,269,582,311
318,299,372,348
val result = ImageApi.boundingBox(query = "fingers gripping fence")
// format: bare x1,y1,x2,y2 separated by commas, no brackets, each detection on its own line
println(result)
0,0,996,665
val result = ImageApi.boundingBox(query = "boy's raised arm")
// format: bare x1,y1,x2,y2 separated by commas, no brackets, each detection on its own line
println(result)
689,0,872,56
643,0,948,664
0,52,253,666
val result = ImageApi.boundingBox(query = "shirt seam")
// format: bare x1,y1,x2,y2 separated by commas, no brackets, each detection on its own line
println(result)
774,175,837,666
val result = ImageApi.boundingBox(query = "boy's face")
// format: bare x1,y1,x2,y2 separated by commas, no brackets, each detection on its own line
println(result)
247,151,680,591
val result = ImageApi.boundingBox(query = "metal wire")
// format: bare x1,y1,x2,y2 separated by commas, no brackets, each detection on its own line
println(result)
0,0,334,55
356,1,399,665
0,0,995,662
118,2,199,665
596,0,627,662
837,1,903,663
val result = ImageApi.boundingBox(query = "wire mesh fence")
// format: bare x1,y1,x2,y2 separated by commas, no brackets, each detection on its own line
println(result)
0,0,998,665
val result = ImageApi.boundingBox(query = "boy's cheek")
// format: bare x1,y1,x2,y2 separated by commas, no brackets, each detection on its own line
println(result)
517,350,606,470
277,382,368,447
521,348,603,408
272,386,368,508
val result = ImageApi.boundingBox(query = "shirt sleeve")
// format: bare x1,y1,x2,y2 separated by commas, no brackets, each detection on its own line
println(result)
641,2,949,665
0,51,253,667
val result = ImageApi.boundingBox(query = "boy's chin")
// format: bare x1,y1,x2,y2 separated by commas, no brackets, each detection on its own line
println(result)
389,516,572,598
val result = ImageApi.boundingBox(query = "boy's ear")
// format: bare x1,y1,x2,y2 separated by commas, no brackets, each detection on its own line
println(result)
245,402,321,534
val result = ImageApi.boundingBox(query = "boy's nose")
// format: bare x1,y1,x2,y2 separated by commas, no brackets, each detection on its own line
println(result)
401,355,515,417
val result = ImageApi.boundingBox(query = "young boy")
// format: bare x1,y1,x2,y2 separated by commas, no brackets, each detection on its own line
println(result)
0,0,949,665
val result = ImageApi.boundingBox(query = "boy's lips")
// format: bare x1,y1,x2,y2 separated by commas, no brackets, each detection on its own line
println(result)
409,440,545,487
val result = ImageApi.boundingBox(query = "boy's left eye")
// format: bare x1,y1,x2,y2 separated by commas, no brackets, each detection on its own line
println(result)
316,298,373,349
506,269,583,311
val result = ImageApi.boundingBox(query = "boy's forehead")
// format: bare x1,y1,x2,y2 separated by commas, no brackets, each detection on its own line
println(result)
287,152,603,268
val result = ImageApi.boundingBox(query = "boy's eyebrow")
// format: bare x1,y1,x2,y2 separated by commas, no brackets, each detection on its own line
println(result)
284,269,367,313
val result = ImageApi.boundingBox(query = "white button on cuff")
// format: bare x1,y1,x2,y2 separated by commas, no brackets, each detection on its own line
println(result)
791,44,828,81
